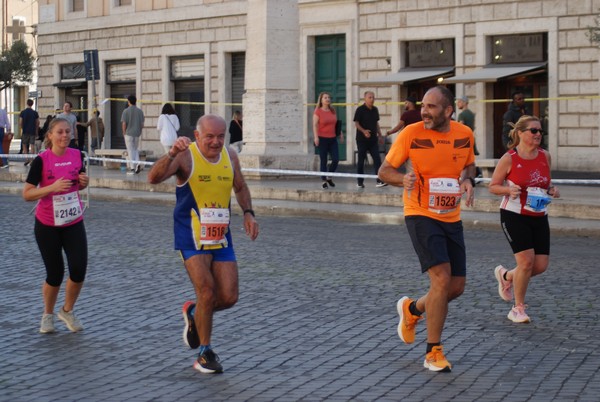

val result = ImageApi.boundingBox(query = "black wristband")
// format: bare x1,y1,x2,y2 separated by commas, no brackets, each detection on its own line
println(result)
243,209,255,217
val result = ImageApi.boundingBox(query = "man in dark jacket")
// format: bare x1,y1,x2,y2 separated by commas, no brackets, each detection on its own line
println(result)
502,91,529,149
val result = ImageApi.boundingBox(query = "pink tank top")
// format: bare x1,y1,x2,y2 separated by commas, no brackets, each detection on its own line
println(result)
36,148,84,226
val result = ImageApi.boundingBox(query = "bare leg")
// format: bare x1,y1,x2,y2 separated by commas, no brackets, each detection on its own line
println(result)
414,263,453,344
42,282,60,314
506,250,548,306
185,255,238,345
63,279,84,312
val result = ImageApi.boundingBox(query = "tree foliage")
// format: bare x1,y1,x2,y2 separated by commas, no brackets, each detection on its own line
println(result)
587,16,600,45
0,40,35,92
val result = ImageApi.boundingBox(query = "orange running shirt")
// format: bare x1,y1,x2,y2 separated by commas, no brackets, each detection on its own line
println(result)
385,121,475,222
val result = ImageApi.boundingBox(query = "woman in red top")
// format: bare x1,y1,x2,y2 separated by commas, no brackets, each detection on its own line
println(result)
489,115,560,323
313,92,344,189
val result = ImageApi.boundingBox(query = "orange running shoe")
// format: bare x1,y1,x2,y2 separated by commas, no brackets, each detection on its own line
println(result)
423,345,452,372
396,296,422,344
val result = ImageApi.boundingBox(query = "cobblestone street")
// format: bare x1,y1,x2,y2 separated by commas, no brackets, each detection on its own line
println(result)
1,194,598,401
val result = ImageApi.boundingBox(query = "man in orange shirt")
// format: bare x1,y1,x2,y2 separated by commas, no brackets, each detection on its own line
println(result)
379,85,476,372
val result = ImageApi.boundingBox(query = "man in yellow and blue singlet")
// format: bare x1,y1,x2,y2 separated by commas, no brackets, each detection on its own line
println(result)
148,114,259,374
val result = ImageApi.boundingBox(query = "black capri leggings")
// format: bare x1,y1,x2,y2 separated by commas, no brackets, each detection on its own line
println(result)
34,219,88,287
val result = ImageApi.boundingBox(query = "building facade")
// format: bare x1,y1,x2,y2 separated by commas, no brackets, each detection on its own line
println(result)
35,0,600,172
1,0,39,133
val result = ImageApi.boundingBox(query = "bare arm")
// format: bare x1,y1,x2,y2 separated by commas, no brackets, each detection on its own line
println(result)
229,148,259,241
488,153,520,199
23,179,72,202
459,163,476,207
378,159,414,188
312,113,320,147
147,136,191,184
122,122,127,136
354,121,371,138
387,120,405,136
543,150,560,198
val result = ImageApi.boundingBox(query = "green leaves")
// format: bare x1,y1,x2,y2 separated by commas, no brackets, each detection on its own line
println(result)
0,40,34,91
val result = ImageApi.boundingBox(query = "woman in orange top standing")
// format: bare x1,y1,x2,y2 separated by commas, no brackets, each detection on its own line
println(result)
313,92,344,189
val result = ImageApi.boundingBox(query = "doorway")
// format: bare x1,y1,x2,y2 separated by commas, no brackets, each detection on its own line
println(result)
315,34,346,161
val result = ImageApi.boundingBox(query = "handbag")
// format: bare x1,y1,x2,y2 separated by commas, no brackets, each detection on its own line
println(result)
335,120,342,137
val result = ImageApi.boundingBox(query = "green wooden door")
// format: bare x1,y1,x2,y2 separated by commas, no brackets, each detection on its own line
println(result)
315,35,346,160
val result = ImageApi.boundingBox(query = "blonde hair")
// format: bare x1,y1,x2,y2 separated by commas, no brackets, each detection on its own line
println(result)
507,115,540,149
315,92,335,114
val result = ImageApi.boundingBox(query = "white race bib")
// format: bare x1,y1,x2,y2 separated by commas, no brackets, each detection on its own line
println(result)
428,178,461,214
199,208,230,245
53,191,83,226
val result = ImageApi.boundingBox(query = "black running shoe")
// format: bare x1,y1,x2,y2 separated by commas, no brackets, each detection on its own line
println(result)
193,349,223,374
182,301,200,349
327,179,335,188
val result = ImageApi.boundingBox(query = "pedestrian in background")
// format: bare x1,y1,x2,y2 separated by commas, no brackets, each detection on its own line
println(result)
354,91,386,188
22,117,89,334
379,85,476,373
56,101,78,149
228,110,243,153
121,95,145,175
386,94,421,137
19,99,40,165
0,107,11,168
313,92,343,189
79,111,104,151
456,95,482,178
148,114,259,374
489,115,560,323
157,103,180,156
75,115,87,151
502,91,529,149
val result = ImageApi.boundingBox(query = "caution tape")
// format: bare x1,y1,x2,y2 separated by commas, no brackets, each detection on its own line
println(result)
5,93,595,117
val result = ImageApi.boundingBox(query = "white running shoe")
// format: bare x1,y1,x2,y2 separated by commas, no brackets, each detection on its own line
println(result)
39,314,55,334
57,308,84,332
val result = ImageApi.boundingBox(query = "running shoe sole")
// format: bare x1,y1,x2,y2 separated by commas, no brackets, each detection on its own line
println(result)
507,310,531,323
193,360,223,374
182,301,200,349
423,360,452,372
397,296,415,344
494,265,512,302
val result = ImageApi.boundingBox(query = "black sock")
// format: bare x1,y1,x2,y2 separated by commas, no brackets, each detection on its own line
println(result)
503,271,509,281
426,342,441,353
409,301,422,316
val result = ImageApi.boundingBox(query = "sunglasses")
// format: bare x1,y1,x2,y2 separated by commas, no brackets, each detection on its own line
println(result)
524,128,544,135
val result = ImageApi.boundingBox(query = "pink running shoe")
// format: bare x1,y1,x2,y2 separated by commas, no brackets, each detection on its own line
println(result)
494,265,513,302
507,303,531,323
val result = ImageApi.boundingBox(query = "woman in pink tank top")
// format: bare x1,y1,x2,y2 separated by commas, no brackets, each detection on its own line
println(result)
23,117,90,334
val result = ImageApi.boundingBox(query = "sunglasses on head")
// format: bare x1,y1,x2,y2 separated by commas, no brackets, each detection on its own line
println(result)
524,128,544,135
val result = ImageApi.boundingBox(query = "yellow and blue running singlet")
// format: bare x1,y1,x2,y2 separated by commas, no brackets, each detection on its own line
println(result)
174,143,234,250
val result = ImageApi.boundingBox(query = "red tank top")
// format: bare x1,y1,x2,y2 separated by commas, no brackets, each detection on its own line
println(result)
500,148,551,216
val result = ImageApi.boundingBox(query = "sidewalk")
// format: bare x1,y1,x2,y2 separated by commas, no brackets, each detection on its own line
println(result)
1,157,599,237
